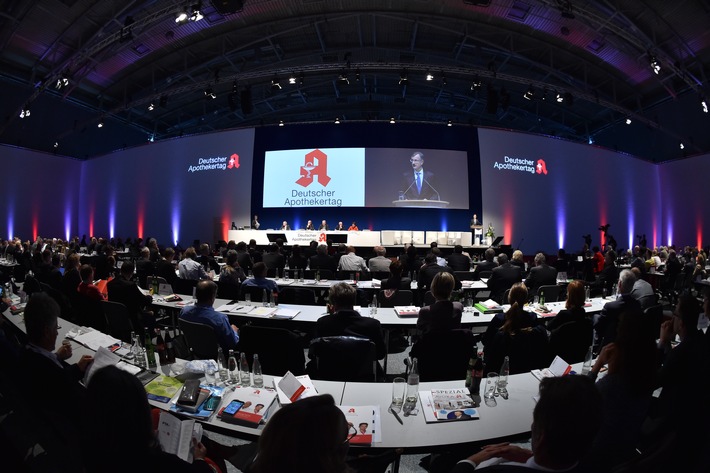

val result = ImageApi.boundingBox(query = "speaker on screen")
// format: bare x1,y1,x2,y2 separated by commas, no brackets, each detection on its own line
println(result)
210,0,244,15
241,87,253,115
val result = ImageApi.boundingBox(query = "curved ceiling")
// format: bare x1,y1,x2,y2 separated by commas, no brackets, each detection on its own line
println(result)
1,0,709,161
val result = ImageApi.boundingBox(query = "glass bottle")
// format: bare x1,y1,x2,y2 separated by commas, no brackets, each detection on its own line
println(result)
127,330,137,360
272,290,278,307
164,328,175,364
144,327,157,368
155,327,167,363
539,292,545,307
582,346,594,375
262,288,268,307
406,357,419,403
464,356,475,388
227,349,238,385
217,346,228,382
252,354,264,388
471,354,484,395
498,356,510,396
239,352,251,386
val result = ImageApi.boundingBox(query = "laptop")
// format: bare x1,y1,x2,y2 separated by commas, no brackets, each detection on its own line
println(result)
266,233,287,242
491,236,503,247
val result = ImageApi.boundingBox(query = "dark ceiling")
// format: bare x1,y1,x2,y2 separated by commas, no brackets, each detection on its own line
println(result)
1,0,709,161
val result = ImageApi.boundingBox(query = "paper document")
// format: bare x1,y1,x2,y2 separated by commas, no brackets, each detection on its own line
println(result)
72,330,121,352
84,346,121,384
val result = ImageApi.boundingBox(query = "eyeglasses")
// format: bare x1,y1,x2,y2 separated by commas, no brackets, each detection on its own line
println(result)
344,424,358,444
409,159,422,163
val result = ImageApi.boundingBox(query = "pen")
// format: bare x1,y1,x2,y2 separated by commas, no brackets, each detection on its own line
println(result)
390,408,404,425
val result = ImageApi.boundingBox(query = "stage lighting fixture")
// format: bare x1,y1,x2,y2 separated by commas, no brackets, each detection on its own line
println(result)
19,106,30,118
470,76,482,90
447,120,452,127
702,97,708,113
650,56,661,74
288,74,297,85
588,136,594,144
53,142,59,148
389,117,396,124
334,117,341,124
337,73,349,85
523,85,534,100
556,92,564,103
175,9,188,23
625,117,632,125
97,118,104,128
148,103,155,111
426,71,434,81
204,86,216,99
271,77,282,90
398,70,408,85
679,142,684,150
189,3,203,21
278,120,284,126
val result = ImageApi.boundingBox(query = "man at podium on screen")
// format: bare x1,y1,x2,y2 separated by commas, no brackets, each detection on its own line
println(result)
400,151,440,200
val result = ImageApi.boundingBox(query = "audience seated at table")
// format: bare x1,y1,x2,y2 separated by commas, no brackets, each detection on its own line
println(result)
337,245,368,272
510,249,526,276
483,282,549,375
416,272,463,335
593,269,642,352
309,244,335,272
83,365,216,473
418,253,460,293
60,253,81,300
248,394,352,473
451,375,602,472
380,260,411,290
197,242,221,274
77,264,107,301
629,267,656,310
220,249,247,286
583,305,657,472
179,280,239,354
545,279,588,331
178,247,209,280
486,253,522,304
35,248,63,290
154,247,178,286
287,244,308,270
107,261,154,330
262,243,286,275
241,262,279,294
589,249,619,296
368,245,391,272
524,252,557,295
446,245,471,272
398,244,422,278
311,282,386,360
472,248,498,279
18,293,94,464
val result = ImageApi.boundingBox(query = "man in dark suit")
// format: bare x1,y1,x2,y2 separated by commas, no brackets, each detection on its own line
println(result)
309,244,335,272
311,282,386,360
35,248,63,290
154,247,178,286
262,243,286,275
401,151,439,200
447,245,471,272
417,253,461,292
593,269,642,351
197,243,220,273
473,248,498,279
487,253,522,303
135,247,155,287
107,261,154,330
524,252,558,295
235,241,253,272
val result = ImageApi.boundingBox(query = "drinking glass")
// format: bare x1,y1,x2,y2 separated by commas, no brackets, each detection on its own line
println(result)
391,377,405,412
205,367,216,386
244,293,251,303
484,372,499,400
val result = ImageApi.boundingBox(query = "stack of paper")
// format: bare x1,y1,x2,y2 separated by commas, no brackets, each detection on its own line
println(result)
273,372,318,404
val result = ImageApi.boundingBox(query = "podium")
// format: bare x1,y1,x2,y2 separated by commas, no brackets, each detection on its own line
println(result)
392,199,449,209
471,225,483,245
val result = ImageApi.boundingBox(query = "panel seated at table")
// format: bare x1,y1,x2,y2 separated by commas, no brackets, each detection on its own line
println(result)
227,230,381,247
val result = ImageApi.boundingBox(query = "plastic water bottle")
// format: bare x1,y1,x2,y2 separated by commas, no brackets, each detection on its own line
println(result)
582,346,593,375
498,356,510,397
217,346,228,382
227,350,238,385
252,354,263,388
239,352,251,386
406,357,419,403
262,289,268,307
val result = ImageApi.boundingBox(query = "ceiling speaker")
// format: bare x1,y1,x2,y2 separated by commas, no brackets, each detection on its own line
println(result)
210,0,244,15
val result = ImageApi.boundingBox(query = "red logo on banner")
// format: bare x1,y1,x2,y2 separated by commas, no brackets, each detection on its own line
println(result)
227,153,240,169
318,232,327,243
296,149,332,187
536,158,548,175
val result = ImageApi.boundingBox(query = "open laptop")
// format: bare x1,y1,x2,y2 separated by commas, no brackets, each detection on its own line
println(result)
490,236,504,247
266,233,287,242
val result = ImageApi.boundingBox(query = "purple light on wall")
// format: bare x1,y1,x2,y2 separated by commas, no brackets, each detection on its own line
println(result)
108,199,115,239
441,217,448,232
7,207,13,240
627,187,635,249
172,204,180,245
64,207,71,241
666,216,673,247
555,187,565,249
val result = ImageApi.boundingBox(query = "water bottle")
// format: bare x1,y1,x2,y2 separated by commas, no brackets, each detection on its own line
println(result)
126,331,137,360
406,357,419,403
252,354,264,388
144,327,157,369
585,286,591,301
539,292,545,307
217,346,228,382
315,269,321,283
227,349,238,385
498,356,510,396
581,346,593,375
239,352,251,386
262,288,268,307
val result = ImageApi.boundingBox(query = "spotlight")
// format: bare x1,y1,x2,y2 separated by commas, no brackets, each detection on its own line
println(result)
337,73,349,85
398,70,408,85
625,117,632,125
650,55,661,74
204,86,216,99
556,92,564,103
175,10,188,23
148,134,155,143
97,118,104,128
470,76,482,90
447,120,452,127
679,142,684,150
148,103,155,111
389,117,396,124
55,77,69,89
271,77,282,90
189,3,203,22
288,74,297,85
702,97,708,113
53,142,59,148
334,117,341,124
299,73,304,85
426,71,434,81
19,106,30,118
523,85,534,100
278,120,284,127
588,136,594,144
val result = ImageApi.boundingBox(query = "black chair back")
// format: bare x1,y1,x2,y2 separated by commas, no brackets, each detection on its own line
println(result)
371,271,390,280
177,318,219,360
278,287,317,305
409,329,476,382
422,291,436,306
537,285,563,302
308,336,377,381
238,324,306,376
102,300,134,343
171,278,197,296
454,271,477,281
377,289,414,308
242,285,270,302
217,280,240,301
548,319,593,364
74,294,107,333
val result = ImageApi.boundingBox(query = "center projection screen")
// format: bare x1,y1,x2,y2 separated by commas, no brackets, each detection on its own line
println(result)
262,147,469,209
